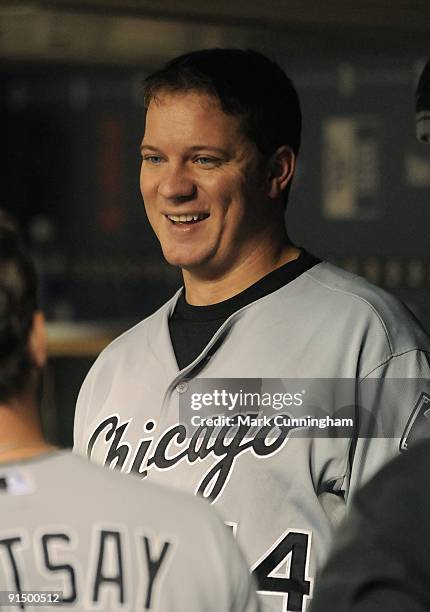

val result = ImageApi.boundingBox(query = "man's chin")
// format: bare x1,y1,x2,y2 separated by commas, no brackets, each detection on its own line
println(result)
169,259,206,273
162,249,212,272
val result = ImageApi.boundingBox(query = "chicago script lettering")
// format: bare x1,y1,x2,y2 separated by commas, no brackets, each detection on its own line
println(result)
87,414,295,502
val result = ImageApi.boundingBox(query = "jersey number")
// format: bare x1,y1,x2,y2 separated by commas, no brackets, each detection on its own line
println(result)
252,530,311,611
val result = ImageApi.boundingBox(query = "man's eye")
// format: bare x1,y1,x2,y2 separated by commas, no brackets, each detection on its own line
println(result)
143,155,163,164
194,156,218,165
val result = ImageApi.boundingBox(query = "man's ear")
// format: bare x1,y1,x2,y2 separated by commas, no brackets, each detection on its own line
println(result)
29,311,48,369
266,146,296,199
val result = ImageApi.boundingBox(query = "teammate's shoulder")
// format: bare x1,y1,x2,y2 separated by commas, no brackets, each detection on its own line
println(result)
366,439,430,489
34,451,226,538
67,452,186,500
352,439,430,528
67,452,226,533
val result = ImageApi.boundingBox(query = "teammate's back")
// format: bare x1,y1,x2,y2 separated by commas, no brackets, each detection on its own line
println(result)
0,450,258,611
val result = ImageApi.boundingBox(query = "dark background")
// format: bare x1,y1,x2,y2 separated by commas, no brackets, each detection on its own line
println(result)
1,1,429,445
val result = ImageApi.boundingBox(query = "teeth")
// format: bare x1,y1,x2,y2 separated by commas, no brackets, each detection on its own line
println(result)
167,214,208,223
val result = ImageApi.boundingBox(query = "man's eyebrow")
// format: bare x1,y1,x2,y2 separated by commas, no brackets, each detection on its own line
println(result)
188,146,229,155
140,144,230,155
140,144,160,153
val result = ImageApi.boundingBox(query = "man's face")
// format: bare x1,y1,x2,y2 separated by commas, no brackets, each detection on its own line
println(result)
140,91,273,277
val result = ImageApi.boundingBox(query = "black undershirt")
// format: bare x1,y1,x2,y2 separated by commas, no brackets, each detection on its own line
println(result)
168,249,320,370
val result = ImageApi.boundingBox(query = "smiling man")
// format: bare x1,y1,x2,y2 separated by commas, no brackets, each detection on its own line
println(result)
140,88,298,303
74,49,430,612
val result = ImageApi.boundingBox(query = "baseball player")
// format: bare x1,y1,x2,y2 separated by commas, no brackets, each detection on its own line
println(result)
74,49,430,612
305,58,430,612
0,213,259,612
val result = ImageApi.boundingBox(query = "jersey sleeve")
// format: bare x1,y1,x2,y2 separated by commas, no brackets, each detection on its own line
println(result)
312,440,430,612
347,348,430,500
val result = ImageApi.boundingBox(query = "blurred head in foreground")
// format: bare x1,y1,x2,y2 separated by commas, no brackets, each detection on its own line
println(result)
0,212,51,457
416,59,430,144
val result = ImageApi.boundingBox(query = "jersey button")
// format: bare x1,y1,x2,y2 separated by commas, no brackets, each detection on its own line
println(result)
176,382,188,394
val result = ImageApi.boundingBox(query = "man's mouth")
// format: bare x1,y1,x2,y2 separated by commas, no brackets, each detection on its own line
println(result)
166,214,210,225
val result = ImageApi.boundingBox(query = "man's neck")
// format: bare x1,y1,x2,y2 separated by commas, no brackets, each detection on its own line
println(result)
0,396,54,463
183,242,301,306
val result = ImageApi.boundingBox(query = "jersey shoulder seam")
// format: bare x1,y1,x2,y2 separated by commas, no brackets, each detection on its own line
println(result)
303,270,394,353
361,348,430,378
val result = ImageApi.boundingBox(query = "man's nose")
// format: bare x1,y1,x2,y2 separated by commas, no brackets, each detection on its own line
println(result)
158,163,196,201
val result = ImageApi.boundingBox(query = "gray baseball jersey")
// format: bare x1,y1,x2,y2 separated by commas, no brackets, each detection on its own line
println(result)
0,450,259,612
74,262,430,612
